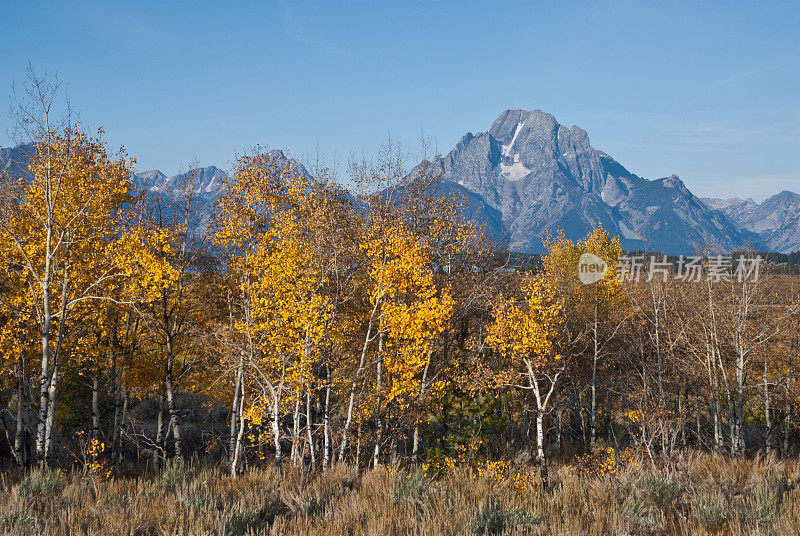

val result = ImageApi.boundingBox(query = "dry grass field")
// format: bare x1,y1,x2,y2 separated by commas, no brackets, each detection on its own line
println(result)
1,452,799,535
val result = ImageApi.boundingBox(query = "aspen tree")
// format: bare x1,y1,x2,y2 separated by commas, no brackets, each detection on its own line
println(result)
0,124,133,463
486,277,564,486
542,227,624,449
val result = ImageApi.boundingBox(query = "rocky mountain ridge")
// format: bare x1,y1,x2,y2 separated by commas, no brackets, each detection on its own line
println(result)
703,191,800,253
1,110,797,254
418,108,762,254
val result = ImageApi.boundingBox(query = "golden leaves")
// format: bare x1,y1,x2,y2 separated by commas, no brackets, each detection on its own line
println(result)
215,151,333,392
542,225,623,298
115,226,180,302
0,126,135,368
362,218,454,406
487,277,563,368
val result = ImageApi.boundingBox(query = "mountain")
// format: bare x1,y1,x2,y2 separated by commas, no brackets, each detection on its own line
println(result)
133,166,228,205
423,109,760,254
0,144,309,201
130,151,311,232
701,196,759,218
437,182,506,246
703,191,800,253
1,113,793,255
134,169,168,191
0,144,35,180
0,145,310,236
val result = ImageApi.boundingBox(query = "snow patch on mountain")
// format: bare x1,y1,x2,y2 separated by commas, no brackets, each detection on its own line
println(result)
619,221,640,240
501,121,524,157
495,153,531,181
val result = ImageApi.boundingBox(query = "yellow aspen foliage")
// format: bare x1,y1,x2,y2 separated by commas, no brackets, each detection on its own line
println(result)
540,226,625,451
116,226,180,302
1,128,135,315
542,225,623,305
0,126,134,461
244,214,331,379
213,151,319,372
0,127,134,318
362,218,453,407
486,277,563,373
213,149,337,468
485,276,565,485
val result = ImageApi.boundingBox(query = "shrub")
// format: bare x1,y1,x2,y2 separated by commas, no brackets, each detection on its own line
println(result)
472,498,540,535
102,491,129,507
504,507,542,528
224,499,287,536
131,525,157,536
754,488,780,529
326,463,359,491
299,496,325,517
17,467,65,499
391,467,429,503
283,489,326,517
643,474,681,509
0,511,36,530
695,497,728,533
179,493,211,509
161,458,192,492
472,498,506,535
620,493,647,521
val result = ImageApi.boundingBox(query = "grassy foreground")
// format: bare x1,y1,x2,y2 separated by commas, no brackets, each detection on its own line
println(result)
1,452,799,535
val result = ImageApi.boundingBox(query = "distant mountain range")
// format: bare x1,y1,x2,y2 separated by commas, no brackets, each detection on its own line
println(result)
702,191,800,253
131,149,310,203
134,166,228,203
1,110,798,254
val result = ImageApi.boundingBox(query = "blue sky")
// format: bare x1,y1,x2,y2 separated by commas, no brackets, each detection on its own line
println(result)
1,1,798,200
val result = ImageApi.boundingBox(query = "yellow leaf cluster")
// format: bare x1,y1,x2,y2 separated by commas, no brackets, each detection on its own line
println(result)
363,219,453,406
487,277,563,368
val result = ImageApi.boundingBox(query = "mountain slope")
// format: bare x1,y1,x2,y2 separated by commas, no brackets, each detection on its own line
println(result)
0,144,309,205
0,116,788,255
429,109,759,254
0,144,35,180
704,191,800,253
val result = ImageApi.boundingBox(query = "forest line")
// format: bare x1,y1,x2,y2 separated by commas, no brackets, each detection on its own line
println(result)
1,79,799,488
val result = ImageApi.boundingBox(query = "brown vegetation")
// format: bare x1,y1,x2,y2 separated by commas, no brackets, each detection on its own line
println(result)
1,453,799,535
